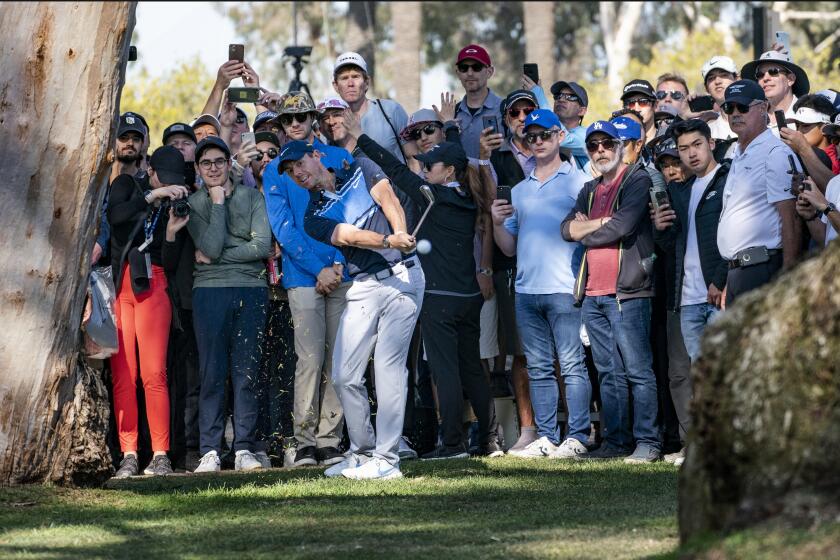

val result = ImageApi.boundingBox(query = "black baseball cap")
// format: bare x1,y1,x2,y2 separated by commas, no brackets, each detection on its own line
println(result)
414,141,468,172
621,79,656,101
550,81,589,107
149,146,186,185
255,131,280,147
724,79,767,105
122,111,148,132
195,136,231,161
118,113,146,139
501,89,538,114
162,122,196,145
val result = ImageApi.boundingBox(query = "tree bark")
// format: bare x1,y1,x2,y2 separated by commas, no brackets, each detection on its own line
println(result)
600,2,643,100
389,2,422,111
522,2,556,87
0,1,136,485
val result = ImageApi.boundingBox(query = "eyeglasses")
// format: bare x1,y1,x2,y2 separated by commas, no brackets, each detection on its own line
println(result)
457,62,485,73
407,124,442,140
655,90,685,101
586,138,619,152
507,106,535,118
554,93,581,103
755,66,789,80
624,97,653,108
525,130,558,145
279,113,310,126
720,101,762,115
256,148,279,159
198,157,229,170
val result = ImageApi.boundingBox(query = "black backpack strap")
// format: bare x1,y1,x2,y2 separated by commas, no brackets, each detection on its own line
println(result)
375,99,408,163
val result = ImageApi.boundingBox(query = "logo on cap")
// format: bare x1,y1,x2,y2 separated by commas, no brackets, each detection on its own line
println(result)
172,124,184,131
529,113,539,121
466,48,477,54
730,85,744,93
613,122,627,130
126,116,135,124
593,122,603,130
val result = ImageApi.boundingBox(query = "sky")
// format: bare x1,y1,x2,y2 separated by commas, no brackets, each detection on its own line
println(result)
129,1,448,111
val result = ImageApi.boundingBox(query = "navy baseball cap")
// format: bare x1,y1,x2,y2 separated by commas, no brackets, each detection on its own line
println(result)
501,89,538,115
254,111,279,130
162,122,196,145
277,141,316,171
621,79,656,101
654,137,679,162
550,81,589,107
523,109,561,131
610,116,642,141
724,80,766,105
414,141,468,172
195,136,230,161
149,146,186,185
585,120,621,141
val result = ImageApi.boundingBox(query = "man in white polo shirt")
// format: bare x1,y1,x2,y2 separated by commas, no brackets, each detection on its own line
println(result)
717,80,802,305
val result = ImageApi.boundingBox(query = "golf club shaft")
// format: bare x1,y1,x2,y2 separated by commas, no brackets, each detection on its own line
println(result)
411,202,434,237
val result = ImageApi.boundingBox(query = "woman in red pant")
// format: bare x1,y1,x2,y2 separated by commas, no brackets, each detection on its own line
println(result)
107,140,189,478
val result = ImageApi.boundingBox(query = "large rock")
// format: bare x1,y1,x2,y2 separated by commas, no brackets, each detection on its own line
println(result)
680,246,840,542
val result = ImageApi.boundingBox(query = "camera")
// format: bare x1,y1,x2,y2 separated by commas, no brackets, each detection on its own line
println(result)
164,198,191,218
283,46,312,58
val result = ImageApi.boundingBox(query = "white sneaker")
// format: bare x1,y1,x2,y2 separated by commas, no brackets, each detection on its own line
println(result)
398,436,418,460
551,438,589,459
193,450,221,473
507,436,558,458
235,450,263,471
342,457,403,480
324,453,367,478
255,451,272,469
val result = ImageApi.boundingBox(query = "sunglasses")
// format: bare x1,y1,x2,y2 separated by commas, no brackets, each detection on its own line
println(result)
457,62,486,73
235,115,247,124
407,124,442,140
624,97,653,108
554,93,581,103
525,130,558,144
755,66,789,80
279,113,310,126
508,106,535,118
256,148,279,159
586,138,619,152
721,101,762,115
655,90,685,101
198,157,229,170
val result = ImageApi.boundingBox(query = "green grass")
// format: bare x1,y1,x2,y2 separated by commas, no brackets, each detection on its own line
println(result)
0,457,680,559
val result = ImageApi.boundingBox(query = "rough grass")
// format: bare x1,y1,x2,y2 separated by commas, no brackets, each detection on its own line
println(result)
0,457,679,559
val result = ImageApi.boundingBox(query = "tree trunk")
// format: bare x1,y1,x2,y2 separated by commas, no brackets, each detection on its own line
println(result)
523,2,556,87
389,1,421,111
346,1,378,88
600,2,643,100
0,1,136,485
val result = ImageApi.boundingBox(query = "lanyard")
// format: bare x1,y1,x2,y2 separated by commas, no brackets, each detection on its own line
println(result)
143,207,162,242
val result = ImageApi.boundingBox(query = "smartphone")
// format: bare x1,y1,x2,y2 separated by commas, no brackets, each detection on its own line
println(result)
496,185,512,202
482,115,500,135
649,187,671,211
688,95,714,112
788,154,805,195
775,110,788,129
775,31,791,55
523,63,539,84
227,87,260,103
229,43,245,62
241,131,256,145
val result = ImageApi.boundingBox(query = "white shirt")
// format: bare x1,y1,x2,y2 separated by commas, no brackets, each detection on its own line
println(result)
717,129,798,260
708,116,735,140
682,166,720,306
823,175,840,245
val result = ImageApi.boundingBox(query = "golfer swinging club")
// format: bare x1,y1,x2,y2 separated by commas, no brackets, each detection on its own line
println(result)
278,140,425,480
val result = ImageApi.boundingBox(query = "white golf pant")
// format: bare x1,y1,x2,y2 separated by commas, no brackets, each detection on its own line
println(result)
331,258,425,466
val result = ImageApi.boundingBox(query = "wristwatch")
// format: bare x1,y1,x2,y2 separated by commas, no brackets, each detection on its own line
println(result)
382,234,391,248
478,267,493,277
143,190,154,204
823,203,837,217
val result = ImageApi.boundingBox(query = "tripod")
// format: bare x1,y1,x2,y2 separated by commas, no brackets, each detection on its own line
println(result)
284,46,312,96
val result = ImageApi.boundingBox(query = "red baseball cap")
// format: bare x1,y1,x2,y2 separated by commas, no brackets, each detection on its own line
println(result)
456,44,491,67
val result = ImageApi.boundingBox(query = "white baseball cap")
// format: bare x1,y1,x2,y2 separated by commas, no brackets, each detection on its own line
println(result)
334,52,368,75
788,106,831,125
701,56,738,81
317,96,350,113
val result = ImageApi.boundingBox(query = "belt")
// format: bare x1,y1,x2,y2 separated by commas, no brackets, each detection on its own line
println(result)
357,256,418,282
728,248,782,269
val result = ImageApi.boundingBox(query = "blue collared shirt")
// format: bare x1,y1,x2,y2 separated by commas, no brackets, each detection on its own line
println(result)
456,89,503,159
504,161,589,294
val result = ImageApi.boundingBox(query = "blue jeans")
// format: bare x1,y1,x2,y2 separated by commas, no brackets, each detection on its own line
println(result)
515,292,590,445
582,296,660,451
680,303,721,363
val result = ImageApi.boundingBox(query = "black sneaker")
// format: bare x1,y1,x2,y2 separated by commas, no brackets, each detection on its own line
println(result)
577,444,632,460
113,454,139,479
292,445,318,467
315,446,344,466
475,439,505,458
421,445,470,461
143,455,174,476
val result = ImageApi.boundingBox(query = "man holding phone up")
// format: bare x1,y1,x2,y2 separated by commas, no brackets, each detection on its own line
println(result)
454,44,503,159
717,80,802,305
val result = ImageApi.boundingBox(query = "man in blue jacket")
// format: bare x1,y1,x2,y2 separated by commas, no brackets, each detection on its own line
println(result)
261,91,354,468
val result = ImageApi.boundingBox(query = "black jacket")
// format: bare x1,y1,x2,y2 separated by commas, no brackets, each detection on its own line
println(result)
653,162,730,311
107,174,164,287
358,134,480,296
561,164,655,304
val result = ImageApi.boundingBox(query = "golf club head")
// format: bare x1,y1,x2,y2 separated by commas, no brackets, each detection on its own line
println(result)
420,185,435,205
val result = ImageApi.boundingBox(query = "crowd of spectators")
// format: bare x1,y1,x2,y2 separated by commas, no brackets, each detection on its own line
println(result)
91,38,840,479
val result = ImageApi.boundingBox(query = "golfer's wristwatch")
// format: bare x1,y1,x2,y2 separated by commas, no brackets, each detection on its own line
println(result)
823,203,837,217
382,235,391,248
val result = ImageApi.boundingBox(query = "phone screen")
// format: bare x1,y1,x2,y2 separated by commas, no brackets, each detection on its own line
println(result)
229,44,244,62
523,63,539,84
